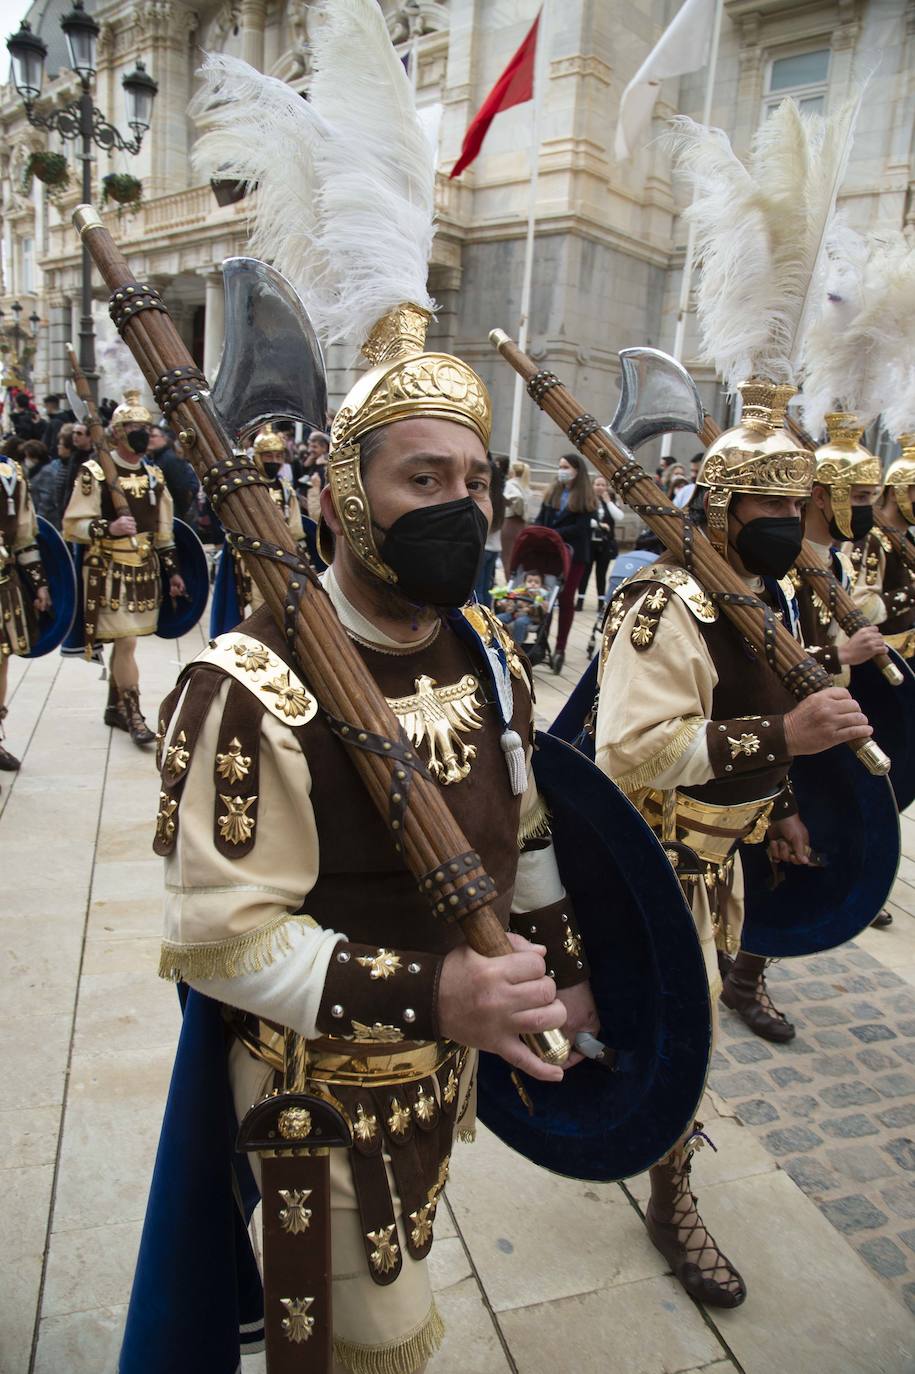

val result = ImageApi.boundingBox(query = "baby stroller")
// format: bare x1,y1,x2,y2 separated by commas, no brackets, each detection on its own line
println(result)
498,525,571,668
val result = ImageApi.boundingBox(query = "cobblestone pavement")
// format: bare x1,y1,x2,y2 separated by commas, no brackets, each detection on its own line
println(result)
712,940,915,1315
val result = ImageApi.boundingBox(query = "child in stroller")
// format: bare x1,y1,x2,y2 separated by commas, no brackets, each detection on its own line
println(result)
491,525,570,667
495,571,547,646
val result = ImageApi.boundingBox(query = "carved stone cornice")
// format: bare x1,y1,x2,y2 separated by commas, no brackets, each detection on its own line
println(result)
550,54,612,86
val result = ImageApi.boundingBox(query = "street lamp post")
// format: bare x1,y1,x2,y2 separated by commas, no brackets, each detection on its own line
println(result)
6,2,157,398
0,299,41,387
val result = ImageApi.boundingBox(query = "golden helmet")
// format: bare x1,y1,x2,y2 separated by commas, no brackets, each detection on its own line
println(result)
252,423,287,469
696,379,814,559
110,389,152,428
813,412,882,539
321,302,493,583
882,440,915,526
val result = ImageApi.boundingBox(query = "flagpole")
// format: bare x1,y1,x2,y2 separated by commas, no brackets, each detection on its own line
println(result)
661,0,724,459
509,4,549,464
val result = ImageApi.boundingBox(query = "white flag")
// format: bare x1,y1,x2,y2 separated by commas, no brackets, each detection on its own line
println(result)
615,0,718,161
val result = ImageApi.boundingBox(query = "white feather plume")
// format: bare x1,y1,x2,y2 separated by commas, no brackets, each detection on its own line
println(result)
190,0,436,349
801,226,915,437
668,96,862,392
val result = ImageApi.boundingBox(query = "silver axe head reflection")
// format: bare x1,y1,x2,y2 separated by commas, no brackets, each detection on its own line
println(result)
609,347,705,453
210,257,328,443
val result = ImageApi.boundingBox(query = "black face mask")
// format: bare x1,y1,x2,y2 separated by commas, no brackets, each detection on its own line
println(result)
375,497,488,608
734,515,803,580
828,504,874,543
126,429,150,455
262,461,282,480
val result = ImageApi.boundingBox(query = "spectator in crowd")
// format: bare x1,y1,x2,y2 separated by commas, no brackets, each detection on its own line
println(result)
10,392,43,441
473,455,504,607
304,430,331,485
578,473,623,610
535,452,595,672
147,424,199,521
98,397,117,424
500,456,530,568
41,394,73,451
28,431,72,529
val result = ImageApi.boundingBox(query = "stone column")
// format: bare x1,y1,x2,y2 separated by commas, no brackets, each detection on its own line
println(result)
240,0,267,71
202,270,225,381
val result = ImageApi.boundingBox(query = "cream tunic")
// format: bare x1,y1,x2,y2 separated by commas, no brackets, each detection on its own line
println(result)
595,585,749,994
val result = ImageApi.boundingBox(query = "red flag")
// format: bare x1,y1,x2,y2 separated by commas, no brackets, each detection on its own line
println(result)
449,12,540,179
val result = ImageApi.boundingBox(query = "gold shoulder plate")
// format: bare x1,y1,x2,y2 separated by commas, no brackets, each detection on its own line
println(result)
85,458,105,483
194,632,318,727
462,603,526,680
0,458,19,485
625,565,718,623
874,529,893,554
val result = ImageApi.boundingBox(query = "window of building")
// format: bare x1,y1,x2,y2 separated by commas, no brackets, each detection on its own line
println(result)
763,47,830,118
20,237,35,294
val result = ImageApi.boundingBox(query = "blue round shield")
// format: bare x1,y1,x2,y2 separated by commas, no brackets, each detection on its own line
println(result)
158,519,209,640
23,517,77,658
848,652,915,813
739,745,900,958
209,546,243,639
476,733,712,1182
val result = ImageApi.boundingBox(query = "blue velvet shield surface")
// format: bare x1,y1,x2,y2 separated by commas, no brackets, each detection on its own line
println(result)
550,652,599,757
849,652,915,813
209,544,243,639
157,518,209,639
476,733,712,1182
119,988,263,1374
739,745,900,958
23,516,77,657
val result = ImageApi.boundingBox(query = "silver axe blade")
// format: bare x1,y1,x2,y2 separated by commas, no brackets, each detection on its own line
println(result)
210,257,328,443
64,378,89,425
610,347,704,451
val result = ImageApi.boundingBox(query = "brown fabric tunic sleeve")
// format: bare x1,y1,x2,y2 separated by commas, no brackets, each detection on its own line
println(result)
705,714,791,781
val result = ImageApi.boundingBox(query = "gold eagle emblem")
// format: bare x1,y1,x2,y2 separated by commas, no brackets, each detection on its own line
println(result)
387,674,484,785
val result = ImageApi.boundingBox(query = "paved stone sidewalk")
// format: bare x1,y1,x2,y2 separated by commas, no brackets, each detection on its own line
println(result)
712,932,915,1315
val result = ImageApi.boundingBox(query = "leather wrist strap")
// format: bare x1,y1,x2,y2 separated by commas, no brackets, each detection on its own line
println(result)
510,896,589,988
317,943,444,1043
706,714,789,779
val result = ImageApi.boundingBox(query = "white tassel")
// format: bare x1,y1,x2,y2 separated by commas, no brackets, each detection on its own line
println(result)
501,729,527,797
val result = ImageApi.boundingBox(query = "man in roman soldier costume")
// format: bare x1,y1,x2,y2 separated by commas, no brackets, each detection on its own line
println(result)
789,421,884,681
850,451,915,658
63,390,185,745
0,444,50,776
127,7,601,1371
593,102,876,1308
224,423,305,618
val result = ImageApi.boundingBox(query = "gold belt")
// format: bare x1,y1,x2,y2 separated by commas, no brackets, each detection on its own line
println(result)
97,536,154,566
643,788,776,866
232,1015,459,1088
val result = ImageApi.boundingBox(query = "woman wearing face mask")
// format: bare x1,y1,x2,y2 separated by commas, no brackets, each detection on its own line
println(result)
63,390,186,746
535,453,596,672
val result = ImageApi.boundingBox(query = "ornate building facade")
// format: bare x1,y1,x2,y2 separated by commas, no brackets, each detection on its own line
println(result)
1,0,913,461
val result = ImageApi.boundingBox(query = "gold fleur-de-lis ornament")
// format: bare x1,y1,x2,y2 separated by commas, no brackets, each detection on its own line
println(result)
218,794,257,844
215,737,251,783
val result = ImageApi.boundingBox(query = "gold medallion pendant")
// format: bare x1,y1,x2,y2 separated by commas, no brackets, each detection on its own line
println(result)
387,674,483,784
